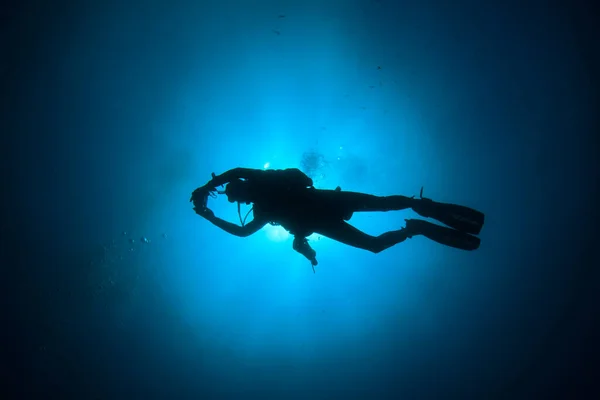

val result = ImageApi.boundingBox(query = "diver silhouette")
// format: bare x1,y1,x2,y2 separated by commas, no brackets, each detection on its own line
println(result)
190,167,484,271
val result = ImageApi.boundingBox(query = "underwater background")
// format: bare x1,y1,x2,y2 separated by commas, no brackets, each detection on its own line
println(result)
3,0,599,398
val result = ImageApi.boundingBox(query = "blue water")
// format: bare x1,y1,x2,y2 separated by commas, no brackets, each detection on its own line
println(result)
5,0,599,398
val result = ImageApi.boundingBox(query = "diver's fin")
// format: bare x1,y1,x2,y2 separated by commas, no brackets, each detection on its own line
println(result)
413,188,484,235
405,219,480,251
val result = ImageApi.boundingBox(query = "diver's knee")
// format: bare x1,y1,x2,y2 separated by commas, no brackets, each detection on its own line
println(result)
373,230,409,253
368,241,386,253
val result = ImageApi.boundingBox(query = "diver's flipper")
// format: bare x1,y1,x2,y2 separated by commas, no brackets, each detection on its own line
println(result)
412,188,484,235
405,219,480,251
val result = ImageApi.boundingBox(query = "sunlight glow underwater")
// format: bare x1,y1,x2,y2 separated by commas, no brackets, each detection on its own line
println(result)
262,223,323,243
263,224,290,242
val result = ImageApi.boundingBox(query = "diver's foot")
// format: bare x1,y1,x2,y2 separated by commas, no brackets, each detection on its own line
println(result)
403,218,429,237
404,219,480,251
410,187,434,217
411,195,484,235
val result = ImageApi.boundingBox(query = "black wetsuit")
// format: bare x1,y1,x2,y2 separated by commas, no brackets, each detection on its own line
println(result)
193,167,485,267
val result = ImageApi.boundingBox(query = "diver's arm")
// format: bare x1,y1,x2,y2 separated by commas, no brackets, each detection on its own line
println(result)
204,213,265,237
292,236,318,266
210,168,264,187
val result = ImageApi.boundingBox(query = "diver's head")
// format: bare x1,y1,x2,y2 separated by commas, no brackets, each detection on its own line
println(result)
225,179,253,204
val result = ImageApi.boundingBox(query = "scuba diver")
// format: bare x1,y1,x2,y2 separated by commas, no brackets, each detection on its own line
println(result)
190,167,484,271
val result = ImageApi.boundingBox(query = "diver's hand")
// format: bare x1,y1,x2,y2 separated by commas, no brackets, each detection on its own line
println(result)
204,172,220,190
194,206,215,220
306,248,318,267
190,186,207,204
309,256,318,274
190,183,217,205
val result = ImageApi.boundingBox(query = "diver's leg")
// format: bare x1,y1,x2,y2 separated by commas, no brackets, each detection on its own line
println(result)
411,195,485,235
317,189,485,235
313,220,412,253
336,190,485,235
314,219,480,253
331,191,415,212
404,219,480,250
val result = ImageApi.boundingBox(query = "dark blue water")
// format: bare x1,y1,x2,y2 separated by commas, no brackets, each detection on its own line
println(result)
4,0,599,398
